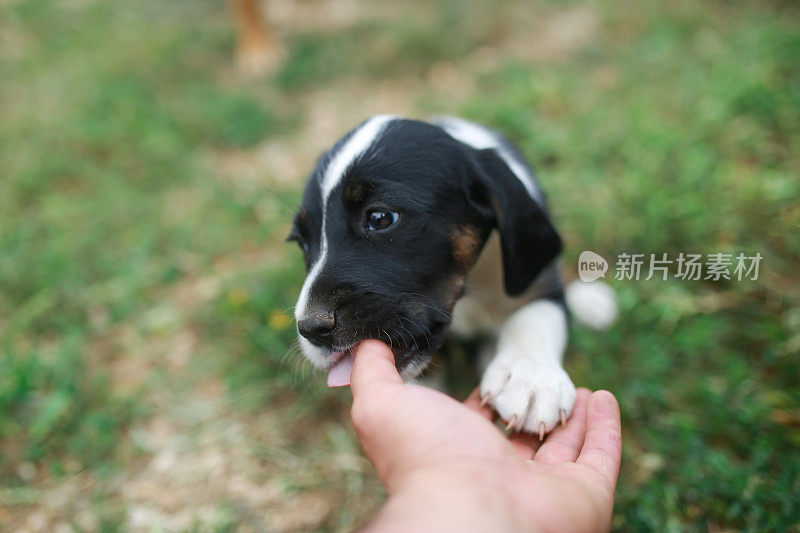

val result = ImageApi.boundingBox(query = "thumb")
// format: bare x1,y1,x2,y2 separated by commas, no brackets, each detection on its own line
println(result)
350,340,404,399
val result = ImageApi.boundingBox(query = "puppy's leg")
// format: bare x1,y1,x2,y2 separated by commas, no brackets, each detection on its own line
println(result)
230,0,282,76
480,298,576,437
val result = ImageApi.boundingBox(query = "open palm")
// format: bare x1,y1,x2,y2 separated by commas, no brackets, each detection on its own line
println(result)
350,340,622,532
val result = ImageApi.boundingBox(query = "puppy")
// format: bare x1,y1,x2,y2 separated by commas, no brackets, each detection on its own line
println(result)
289,115,616,436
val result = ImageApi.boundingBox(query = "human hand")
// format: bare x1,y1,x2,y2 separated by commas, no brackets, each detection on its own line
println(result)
349,340,622,533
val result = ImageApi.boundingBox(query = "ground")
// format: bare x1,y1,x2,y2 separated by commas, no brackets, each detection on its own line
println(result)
1,0,799,531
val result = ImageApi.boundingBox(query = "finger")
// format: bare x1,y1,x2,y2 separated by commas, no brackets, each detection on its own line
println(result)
463,387,497,422
576,390,622,488
349,339,404,400
534,388,591,464
508,430,543,459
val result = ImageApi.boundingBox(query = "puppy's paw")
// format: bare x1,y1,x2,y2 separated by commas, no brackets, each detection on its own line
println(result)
480,355,577,438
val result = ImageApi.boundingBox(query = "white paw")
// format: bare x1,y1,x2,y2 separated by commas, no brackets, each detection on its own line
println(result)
480,355,577,437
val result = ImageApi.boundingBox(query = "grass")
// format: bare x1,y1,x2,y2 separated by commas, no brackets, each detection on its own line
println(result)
1,0,799,530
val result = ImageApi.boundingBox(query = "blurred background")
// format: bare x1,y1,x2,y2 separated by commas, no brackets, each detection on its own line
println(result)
1,0,798,530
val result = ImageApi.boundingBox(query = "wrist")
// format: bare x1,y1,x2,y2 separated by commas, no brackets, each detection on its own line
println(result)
364,464,536,533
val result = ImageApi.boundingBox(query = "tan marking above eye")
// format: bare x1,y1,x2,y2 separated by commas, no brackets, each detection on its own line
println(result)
343,181,364,201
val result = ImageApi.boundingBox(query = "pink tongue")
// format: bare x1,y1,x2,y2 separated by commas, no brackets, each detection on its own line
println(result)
327,352,355,387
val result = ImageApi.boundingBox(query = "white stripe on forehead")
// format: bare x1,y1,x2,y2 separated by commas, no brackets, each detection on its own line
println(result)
435,116,543,205
320,114,398,200
295,115,397,327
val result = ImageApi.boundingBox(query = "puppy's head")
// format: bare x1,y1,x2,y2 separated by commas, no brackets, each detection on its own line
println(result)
289,116,561,380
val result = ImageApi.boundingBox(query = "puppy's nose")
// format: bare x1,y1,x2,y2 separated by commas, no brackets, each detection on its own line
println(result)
297,310,336,347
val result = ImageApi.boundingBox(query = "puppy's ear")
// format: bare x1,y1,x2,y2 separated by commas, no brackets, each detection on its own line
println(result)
465,149,562,296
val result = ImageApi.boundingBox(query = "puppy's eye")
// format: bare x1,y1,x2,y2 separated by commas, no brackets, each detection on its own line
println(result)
365,209,399,232
287,231,310,255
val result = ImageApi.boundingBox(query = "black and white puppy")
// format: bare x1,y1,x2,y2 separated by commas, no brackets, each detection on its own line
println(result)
289,115,616,436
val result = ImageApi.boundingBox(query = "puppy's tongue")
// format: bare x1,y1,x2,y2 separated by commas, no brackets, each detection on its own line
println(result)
327,352,355,387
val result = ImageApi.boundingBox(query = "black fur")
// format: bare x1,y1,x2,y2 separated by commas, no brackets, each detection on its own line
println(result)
466,147,562,295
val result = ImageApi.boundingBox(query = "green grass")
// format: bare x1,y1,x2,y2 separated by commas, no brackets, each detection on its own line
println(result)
1,0,799,530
